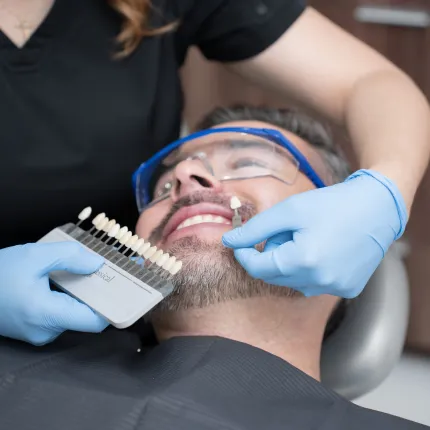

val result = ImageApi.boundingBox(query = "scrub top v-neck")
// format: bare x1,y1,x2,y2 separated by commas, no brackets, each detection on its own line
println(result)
0,0,305,248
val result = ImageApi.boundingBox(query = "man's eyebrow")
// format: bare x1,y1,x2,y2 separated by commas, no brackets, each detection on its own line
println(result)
228,139,278,152
181,138,282,154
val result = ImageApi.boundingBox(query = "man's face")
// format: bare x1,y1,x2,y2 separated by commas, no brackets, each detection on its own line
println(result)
136,120,324,311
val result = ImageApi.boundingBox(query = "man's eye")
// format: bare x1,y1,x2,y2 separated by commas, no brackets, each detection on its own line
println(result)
232,159,268,169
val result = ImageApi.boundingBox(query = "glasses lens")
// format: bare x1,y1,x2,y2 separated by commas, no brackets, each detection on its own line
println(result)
141,132,300,208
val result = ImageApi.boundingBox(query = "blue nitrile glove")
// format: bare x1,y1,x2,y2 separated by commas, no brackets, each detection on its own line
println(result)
222,169,407,298
0,241,109,345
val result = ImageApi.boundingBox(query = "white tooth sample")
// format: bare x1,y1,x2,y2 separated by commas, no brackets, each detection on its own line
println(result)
214,216,225,223
131,238,145,252
230,196,242,210
143,246,157,259
163,256,176,271
119,231,132,245
183,219,192,227
92,213,106,226
149,249,164,263
115,226,128,240
125,234,139,248
156,253,170,267
78,207,92,221
103,219,116,232
108,223,121,238
97,217,109,231
193,215,203,223
137,242,151,256
202,215,213,222
170,261,183,275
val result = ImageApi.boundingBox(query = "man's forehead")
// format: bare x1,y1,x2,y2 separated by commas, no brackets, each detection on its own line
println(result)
178,120,315,159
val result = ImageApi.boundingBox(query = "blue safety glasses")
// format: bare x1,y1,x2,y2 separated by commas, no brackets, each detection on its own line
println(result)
132,127,326,212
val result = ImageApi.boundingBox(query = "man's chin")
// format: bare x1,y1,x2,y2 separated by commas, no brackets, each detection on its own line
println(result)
152,235,299,313
162,235,224,263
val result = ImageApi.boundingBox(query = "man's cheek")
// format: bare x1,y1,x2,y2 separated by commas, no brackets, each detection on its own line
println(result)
135,216,153,238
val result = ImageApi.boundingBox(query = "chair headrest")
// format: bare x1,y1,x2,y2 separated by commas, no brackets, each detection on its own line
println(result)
320,244,409,400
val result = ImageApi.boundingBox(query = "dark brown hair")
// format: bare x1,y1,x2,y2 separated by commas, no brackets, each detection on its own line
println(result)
108,0,177,58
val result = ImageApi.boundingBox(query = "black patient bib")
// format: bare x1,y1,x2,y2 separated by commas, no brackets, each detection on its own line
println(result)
0,330,425,430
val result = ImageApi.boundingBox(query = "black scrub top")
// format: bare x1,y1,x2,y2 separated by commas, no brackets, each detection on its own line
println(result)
0,329,426,430
0,0,305,248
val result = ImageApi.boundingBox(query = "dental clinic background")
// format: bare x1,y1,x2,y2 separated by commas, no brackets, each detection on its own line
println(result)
180,0,430,424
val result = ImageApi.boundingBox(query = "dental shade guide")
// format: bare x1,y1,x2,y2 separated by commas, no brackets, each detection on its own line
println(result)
230,196,242,228
37,207,183,329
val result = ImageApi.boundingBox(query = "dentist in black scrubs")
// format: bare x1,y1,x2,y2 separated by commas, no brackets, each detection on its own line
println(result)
0,0,429,344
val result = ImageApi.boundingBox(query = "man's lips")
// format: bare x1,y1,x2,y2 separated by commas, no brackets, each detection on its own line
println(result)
162,203,235,240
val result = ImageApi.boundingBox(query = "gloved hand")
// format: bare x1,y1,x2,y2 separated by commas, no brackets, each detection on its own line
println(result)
222,169,407,298
0,241,109,345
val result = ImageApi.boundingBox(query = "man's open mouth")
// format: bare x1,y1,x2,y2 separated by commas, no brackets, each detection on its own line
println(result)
175,214,231,231
162,203,235,239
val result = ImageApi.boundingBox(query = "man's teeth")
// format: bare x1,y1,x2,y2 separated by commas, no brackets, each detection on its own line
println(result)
176,214,231,231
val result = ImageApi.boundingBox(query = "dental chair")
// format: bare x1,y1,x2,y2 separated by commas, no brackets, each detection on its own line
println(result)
321,242,410,400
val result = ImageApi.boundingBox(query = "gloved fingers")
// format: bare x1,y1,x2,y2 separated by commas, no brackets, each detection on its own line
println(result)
233,240,303,283
263,232,293,253
233,240,296,280
45,291,110,333
232,248,280,279
223,201,299,248
25,242,104,277
28,331,62,347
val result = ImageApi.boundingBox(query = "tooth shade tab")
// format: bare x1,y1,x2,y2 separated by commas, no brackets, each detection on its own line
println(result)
78,207,92,221
92,213,106,226
116,226,128,240
163,256,176,271
150,249,164,263
230,196,241,210
144,246,157,259
125,235,139,248
103,219,116,233
170,261,183,275
131,238,145,252
119,231,132,245
108,223,121,238
97,217,109,230
156,253,170,267
137,242,151,256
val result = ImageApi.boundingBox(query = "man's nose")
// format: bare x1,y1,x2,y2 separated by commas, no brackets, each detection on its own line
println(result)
171,158,222,201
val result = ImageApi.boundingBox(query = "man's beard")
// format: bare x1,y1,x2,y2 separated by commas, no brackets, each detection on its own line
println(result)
152,234,298,312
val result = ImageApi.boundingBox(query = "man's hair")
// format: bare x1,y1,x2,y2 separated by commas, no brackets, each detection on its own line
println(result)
196,105,351,183
196,105,351,339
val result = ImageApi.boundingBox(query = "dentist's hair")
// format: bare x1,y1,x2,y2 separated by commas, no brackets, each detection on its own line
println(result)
108,0,177,58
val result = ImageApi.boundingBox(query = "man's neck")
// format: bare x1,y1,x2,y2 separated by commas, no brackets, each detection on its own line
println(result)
152,296,329,381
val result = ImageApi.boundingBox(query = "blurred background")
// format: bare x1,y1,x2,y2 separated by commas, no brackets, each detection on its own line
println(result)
180,0,430,425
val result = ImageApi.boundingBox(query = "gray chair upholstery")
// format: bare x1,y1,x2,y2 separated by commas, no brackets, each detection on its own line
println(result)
321,243,410,400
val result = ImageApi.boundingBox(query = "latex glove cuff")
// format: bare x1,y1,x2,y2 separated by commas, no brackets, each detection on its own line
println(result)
345,169,408,239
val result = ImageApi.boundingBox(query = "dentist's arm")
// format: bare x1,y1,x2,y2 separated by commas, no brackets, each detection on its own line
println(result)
0,242,109,345
229,7,430,211
223,8,429,298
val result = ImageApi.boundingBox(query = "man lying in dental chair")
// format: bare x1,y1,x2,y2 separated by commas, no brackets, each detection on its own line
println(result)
0,106,425,430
